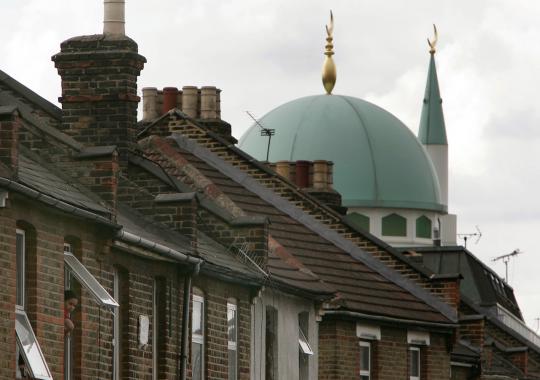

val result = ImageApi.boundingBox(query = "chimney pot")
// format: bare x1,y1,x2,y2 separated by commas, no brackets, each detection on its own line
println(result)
182,86,199,118
142,87,158,120
162,87,179,114
200,86,218,119
103,0,125,35
313,160,328,190
295,160,310,188
275,161,291,181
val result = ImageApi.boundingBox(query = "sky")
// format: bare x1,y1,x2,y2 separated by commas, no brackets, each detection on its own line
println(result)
1,0,539,328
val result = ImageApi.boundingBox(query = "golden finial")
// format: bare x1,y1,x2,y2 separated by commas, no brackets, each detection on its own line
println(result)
427,24,438,54
322,11,336,95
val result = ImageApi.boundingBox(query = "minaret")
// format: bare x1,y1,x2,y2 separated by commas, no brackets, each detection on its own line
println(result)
418,25,448,207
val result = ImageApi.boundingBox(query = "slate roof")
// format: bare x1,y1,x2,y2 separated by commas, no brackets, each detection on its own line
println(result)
17,150,110,215
405,246,522,319
141,137,453,324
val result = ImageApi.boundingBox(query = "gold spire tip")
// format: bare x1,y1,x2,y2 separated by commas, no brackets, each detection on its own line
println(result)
322,10,336,95
427,24,438,54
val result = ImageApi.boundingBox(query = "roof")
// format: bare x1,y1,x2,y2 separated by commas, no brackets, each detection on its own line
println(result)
141,130,454,324
238,94,444,212
17,149,110,215
406,245,522,319
418,53,448,145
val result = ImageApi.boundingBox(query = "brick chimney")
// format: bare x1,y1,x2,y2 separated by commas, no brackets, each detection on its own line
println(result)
141,85,234,143
52,0,146,167
274,159,344,213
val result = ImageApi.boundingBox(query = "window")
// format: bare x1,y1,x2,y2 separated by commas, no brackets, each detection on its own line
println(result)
382,213,407,237
416,216,432,239
359,341,371,380
64,243,73,380
346,212,370,232
298,312,312,380
227,300,237,380
409,347,420,380
113,269,120,380
64,252,119,308
192,292,204,380
265,306,278,380
16,229,25,308
15,309,53,380
15,230,53,380
152,279,159,380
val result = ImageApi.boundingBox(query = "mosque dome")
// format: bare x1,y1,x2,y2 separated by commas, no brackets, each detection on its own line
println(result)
238,94,445,212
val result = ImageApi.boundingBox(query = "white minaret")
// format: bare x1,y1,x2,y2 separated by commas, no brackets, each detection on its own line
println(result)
419,28,456,245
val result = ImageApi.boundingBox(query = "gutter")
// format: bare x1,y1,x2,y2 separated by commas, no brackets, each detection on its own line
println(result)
0,178,117,228
115,230,203,267
323,310,457,329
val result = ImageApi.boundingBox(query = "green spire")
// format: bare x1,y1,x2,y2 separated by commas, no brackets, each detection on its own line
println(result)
418,52,447,145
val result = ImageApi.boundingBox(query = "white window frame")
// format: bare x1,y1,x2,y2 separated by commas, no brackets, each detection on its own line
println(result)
16,229,25,309
152,280,158,380
15,308,53,380
409,346,421,380
64,251,119,309
64,243,73,380
298,326,313,355
113,269,120,380
359,341,371,380
227,301,237,380
192,294,205,380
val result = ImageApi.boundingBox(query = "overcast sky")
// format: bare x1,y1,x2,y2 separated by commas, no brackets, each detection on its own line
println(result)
2,0,539,328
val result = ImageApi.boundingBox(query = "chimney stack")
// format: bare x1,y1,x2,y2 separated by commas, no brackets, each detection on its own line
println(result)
103,0,125,35
52,0,146,167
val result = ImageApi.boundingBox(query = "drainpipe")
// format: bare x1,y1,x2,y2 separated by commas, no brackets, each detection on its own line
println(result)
179,264,200,380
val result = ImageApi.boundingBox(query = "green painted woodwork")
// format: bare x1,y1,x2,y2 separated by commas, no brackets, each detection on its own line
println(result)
418,54,447,145
344,212,370,232
238,94,444,212
416,215,432,239
382,213,407,237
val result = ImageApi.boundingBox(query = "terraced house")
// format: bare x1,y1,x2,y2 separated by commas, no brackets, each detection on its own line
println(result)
1,1,538,380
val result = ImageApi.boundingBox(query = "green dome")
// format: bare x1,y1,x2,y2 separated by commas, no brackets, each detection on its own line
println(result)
238,95,445,212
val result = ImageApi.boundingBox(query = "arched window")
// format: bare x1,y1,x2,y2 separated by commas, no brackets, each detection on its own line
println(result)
346,212,370,232
416,216,432,239
381,214,407,237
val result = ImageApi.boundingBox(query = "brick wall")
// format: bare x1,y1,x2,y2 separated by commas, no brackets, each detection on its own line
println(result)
192,274,252,380
52,35,146,165
0,211,16,378
318,318,451,380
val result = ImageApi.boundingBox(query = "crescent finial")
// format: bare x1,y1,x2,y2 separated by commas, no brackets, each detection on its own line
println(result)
427,24,438,54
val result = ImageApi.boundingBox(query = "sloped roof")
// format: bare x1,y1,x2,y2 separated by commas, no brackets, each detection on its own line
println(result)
18,150,110,215
407,245,521,319
141,132,454,324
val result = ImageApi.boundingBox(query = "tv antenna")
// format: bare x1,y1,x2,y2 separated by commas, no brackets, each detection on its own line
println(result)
457,225,482,248
246,111,275,162
492,249,522,283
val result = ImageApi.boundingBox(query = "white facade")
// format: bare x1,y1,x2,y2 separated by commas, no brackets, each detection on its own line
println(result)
250,288,318,380
348,207,457,247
